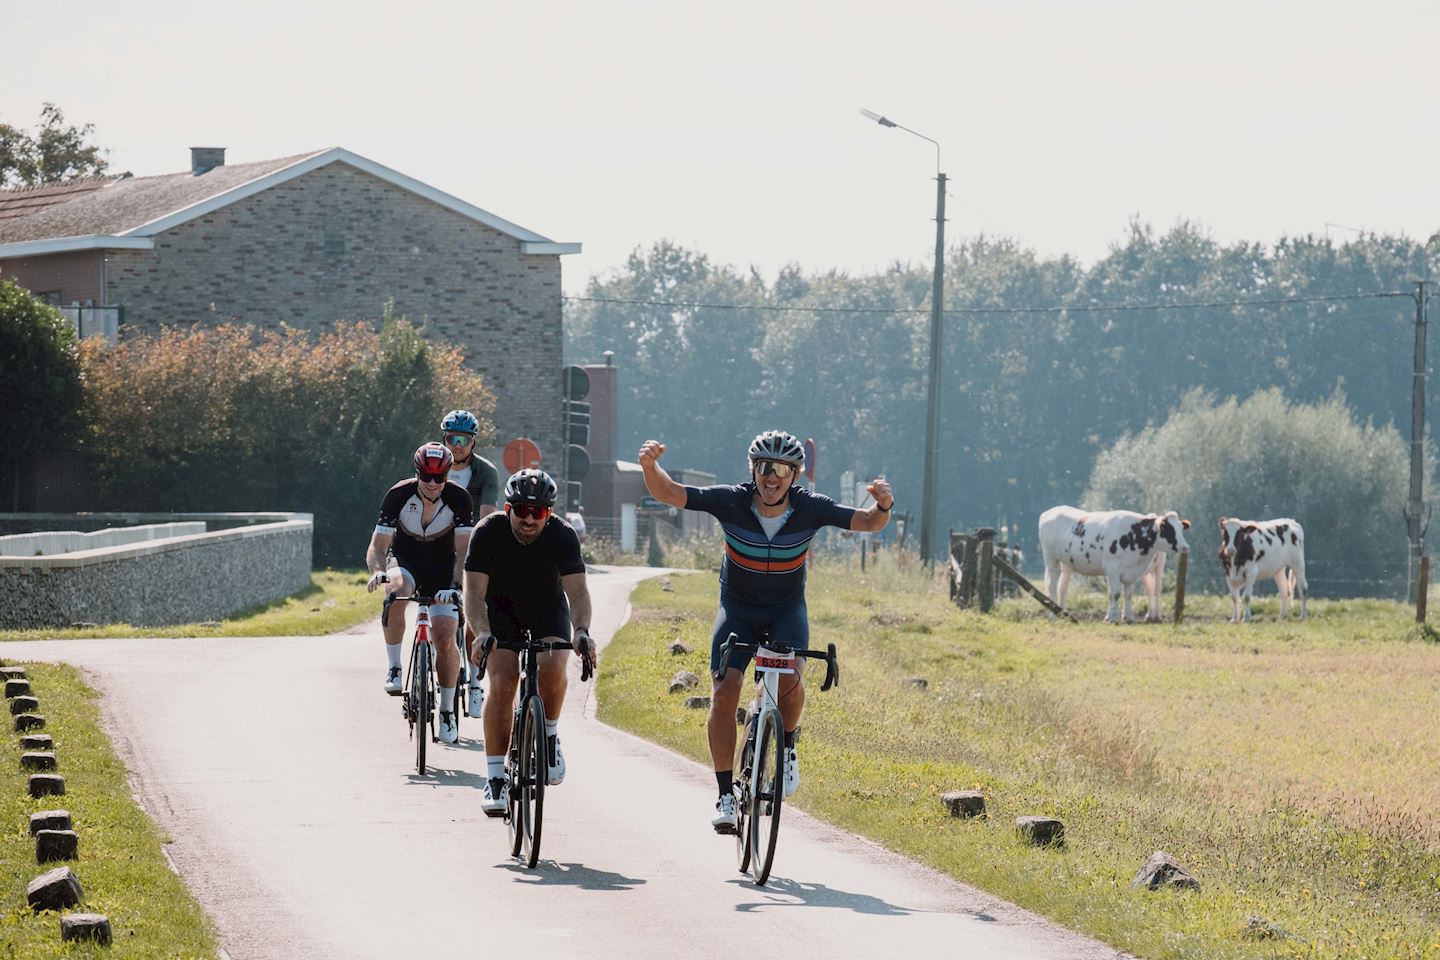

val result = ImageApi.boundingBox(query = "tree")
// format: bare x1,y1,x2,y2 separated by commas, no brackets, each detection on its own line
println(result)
1084,388,1431,597
0,103,108,188
0,280,83,499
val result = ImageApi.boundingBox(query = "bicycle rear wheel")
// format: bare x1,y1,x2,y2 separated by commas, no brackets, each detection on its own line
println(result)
515,695,547,867
414,642,432,776
749,708,784,884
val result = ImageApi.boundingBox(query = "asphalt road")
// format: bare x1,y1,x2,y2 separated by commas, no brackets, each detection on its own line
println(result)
2,565,1127,960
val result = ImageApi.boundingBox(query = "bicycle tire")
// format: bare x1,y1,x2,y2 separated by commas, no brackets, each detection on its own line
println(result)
507,707,525,858
515,695,547,866
749,708,784,884
734,713,755,871
415,641,432,776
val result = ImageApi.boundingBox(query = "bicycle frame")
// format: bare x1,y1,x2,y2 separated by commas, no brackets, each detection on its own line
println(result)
386,594,465,775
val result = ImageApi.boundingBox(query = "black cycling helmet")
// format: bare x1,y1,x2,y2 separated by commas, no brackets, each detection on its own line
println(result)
747,430,805,467
440,409,479,435
504,468,558,507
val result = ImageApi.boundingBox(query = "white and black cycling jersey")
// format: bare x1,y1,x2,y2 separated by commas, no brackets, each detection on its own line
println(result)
374,479,475,544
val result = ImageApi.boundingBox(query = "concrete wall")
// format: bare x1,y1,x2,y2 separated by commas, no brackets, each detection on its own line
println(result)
103,163,564,463
0,522,207,557
0,513,312,629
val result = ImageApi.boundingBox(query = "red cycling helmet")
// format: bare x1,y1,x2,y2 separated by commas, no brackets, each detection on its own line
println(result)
414,442,453,476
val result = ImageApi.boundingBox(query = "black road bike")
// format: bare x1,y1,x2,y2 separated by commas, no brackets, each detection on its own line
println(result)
473,628,594,867
384,591,466,776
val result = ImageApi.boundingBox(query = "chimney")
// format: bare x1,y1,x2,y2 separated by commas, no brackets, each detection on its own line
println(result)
190,147,226,176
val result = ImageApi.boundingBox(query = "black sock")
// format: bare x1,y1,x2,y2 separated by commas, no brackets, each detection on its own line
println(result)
784,729,796,749
716,769,733,797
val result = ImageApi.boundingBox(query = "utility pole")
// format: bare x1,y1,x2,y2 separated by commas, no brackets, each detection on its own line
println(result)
920,173,946,565
1407,278,1430,603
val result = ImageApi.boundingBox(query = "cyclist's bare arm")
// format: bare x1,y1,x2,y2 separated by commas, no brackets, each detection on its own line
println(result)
561,572,592,638
462,570,492,645
366,530,393,574
451,530,471,587
849,477,896,533
638,440,687,508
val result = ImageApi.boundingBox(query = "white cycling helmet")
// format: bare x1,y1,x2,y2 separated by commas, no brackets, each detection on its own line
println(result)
747,430,805,468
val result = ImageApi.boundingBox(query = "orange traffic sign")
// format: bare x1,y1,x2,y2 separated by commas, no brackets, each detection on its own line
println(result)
503,437,542,474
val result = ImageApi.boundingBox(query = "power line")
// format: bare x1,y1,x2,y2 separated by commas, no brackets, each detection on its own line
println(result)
564,290,1412,317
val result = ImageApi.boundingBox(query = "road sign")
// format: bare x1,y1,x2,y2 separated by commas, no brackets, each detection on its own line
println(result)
503,437,542,474
639,496,663,509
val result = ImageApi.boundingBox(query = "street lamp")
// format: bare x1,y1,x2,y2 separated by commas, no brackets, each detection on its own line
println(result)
861,108,946,564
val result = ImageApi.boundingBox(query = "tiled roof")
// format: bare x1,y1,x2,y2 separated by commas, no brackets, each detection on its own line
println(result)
0,176,122,227
0,151,324,243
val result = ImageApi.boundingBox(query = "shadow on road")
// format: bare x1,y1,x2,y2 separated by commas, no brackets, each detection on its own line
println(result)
728,876,923,916
405,766,487,788
500,860,647,891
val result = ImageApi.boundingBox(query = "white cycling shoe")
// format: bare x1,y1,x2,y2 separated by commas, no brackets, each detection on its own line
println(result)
383,667,402,696
712,793,738,834
437,710,458,744
481,776,508,817
784,747,799,797
547,735,566,785
466,683,486,719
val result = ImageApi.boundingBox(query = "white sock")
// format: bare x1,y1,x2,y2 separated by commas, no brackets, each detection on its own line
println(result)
440,686,456,712
385,642,402,670
487,756,506,780
545,718,558,739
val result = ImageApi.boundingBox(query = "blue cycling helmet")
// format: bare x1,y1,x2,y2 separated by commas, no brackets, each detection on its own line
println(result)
441,409,479,435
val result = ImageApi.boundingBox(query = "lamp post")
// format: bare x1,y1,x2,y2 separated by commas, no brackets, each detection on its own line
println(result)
861,108,946,564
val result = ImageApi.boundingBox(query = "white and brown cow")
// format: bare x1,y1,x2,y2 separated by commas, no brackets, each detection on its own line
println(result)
1218,517,1308,622
1039,506,1192,623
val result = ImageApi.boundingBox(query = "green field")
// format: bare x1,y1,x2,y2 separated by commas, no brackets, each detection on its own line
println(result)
597,559,1440,960
0,663,218,959
0,569,375,642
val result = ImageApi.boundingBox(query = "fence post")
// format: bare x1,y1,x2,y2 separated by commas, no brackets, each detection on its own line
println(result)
1173,552,1189,624
1418,555,1430,624
978,539,995,614
959,535,977,608
948,530,958,601
861,537,867,573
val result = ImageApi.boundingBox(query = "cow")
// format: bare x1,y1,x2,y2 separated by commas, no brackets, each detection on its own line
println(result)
1039,506,1192,623
1218,517,1308,622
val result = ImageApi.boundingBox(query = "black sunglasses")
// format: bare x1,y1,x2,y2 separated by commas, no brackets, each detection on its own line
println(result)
417,472,448,484
753,460,797,479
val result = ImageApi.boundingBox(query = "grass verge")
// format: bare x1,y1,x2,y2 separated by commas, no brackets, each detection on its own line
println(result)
1,662,218,958
0,569,374,642
598,561,1440,960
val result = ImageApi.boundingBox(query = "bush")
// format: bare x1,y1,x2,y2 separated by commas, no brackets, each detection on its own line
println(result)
0,279,82,487
1084,388,1430,597
78,307,494,565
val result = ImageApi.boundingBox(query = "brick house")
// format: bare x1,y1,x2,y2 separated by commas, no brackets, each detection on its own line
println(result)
0,147,579,471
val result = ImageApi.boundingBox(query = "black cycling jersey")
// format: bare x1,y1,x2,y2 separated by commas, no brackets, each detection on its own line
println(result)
375,479,474,590
450,454,500,511
464,512,584,640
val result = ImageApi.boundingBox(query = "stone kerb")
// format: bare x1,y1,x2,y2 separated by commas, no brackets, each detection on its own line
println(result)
0,513,312,628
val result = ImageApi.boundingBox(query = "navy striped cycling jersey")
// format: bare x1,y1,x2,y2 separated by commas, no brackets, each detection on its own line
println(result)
683,482,856,606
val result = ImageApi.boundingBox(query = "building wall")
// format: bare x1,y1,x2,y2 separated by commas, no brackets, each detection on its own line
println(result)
103,163,564,465
0,250,102,304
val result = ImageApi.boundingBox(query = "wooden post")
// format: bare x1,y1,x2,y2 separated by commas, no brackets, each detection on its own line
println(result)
860,537,867,573
1173,552,1189,624
1418,555,1430,624
991,552,1078,622
959,535,978,608
948,530,958,601
978,538,995,614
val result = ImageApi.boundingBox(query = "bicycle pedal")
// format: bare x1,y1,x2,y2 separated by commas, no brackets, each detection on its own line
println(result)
713,822,737,835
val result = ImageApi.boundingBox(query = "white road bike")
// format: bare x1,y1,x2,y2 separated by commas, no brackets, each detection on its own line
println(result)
716,631,839,886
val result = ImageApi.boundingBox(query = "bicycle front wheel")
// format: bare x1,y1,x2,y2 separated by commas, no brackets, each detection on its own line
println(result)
515,695,547,867
734,714,755,872
749,708,784,884
414,641,432,776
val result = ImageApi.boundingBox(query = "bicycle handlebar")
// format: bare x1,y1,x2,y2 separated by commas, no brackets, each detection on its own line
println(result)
714,633,840,692
470,629,595,683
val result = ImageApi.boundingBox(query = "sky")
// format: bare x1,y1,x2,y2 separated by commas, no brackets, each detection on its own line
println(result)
4,0,1439,294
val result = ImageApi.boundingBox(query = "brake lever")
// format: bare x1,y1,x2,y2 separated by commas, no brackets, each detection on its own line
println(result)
821,642,839,691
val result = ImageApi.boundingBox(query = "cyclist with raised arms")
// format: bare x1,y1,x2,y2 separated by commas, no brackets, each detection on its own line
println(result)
439,408,500,723
365,442,474,745
463,469,595,816
638,430,893,833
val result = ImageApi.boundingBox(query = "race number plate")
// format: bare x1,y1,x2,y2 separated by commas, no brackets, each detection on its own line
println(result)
755,648,796,673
